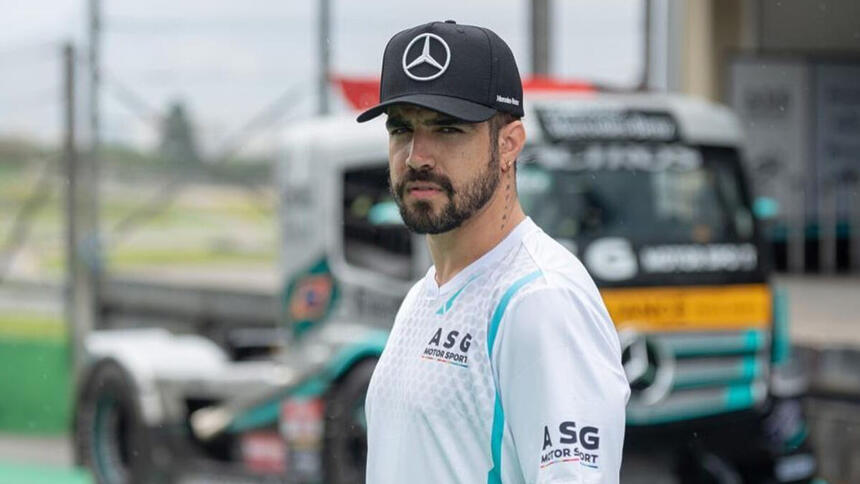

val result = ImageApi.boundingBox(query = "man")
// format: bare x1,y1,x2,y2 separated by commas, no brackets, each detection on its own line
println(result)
358,20,629,484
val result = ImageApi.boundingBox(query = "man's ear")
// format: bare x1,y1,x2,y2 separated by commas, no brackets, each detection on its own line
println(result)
499,120,526,172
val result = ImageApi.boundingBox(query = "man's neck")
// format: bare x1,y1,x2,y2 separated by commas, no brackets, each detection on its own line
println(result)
427,193,526,287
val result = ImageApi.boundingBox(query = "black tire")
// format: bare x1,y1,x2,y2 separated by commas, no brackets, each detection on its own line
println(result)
73,361,156,484
322,358,377,484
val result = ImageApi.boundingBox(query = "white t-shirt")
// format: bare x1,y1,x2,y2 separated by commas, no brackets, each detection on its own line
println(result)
365,217,629,484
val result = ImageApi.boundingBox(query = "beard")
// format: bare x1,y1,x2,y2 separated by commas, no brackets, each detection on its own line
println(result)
390,148,500,235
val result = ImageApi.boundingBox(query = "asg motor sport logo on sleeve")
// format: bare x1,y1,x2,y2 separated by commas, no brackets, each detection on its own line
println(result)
541,421,601,470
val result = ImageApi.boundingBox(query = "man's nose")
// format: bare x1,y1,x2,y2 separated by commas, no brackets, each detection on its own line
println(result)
405,131,435,171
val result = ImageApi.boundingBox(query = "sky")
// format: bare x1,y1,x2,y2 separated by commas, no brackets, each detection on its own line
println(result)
0,0,642,152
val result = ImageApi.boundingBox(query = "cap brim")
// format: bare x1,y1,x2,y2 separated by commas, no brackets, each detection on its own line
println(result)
356,93,497,123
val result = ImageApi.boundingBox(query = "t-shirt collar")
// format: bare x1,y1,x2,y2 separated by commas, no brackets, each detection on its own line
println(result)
424,217,538,297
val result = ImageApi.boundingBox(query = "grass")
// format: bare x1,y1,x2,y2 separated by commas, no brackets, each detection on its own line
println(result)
0,312,66,342
105,246,276,267
0,311,71,434
1,167,279,280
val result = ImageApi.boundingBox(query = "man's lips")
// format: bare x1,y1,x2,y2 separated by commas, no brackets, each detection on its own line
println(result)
406,182,444,199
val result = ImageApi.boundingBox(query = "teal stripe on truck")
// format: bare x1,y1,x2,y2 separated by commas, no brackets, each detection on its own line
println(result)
667,330,767,357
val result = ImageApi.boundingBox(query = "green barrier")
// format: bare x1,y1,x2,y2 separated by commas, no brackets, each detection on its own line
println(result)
0,462,91,484
0,313,71,434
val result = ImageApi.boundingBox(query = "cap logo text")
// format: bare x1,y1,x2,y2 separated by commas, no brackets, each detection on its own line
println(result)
496,95,520,106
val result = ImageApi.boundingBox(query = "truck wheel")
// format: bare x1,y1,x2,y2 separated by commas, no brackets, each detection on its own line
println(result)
73,361,153,484
322,358,377,484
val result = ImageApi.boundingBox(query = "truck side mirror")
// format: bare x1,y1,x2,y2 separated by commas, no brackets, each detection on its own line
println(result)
753,196,779,220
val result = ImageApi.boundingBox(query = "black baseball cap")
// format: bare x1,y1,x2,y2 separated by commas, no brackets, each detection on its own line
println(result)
356,20,524,123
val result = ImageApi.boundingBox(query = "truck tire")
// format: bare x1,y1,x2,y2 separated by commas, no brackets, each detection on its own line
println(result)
322,358,377,484
73,361,155,484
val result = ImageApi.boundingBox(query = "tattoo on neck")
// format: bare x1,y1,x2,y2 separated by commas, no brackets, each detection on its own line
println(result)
501,177,512,231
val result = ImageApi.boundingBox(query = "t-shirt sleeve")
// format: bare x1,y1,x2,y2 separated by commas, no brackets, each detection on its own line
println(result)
492,284,629,484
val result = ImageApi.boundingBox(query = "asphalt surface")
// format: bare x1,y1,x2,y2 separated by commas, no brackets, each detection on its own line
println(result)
0,435,72,468
0,435,88,483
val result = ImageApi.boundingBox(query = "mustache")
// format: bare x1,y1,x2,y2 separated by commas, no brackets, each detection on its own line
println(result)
394,169,455,198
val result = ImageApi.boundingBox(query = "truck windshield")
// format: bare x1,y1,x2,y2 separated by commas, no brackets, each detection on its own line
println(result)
518,143,755,245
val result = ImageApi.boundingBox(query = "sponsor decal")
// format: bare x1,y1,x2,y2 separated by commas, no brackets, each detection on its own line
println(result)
640,243,758,273
280,398,324,449
536,108,678,142
569,143,702,172
420,327,472,368
601,284,772,332
584,237,638,281
240,431,286,475
583,240,759,282
280,398,324,480
540,421,601,470
283,257,339,338
289,275,333,321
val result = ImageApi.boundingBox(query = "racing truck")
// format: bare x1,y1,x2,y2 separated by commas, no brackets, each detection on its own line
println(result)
72,88,819,483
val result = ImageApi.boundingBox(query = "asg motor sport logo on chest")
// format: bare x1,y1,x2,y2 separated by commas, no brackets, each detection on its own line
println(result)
420,327,473,368
541,421,601,470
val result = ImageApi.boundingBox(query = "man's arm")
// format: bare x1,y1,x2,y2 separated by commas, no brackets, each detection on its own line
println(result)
493,284,629,483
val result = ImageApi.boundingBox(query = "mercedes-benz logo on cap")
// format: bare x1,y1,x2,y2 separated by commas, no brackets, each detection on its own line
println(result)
402,33,451,81
619,328,675,406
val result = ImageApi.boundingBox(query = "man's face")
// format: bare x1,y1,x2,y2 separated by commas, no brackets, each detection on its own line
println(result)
386,105,500,234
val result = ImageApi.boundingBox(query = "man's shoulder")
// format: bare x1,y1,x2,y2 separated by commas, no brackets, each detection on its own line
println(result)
502,234,620,352
400,276,427,308
391,277,429,324
481,232,590,317
520,228,596,291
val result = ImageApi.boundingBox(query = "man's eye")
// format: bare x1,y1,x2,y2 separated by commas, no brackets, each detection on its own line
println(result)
438,127,463,134
388,127,410,135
